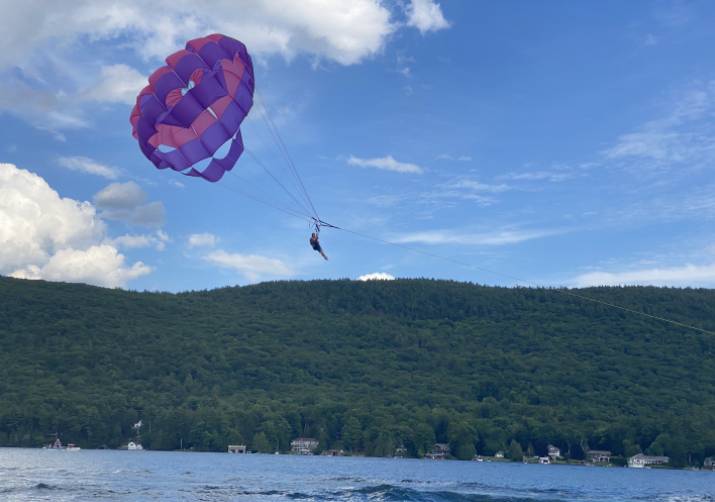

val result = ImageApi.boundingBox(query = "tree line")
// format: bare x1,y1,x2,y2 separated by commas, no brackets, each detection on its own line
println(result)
1,277,714,467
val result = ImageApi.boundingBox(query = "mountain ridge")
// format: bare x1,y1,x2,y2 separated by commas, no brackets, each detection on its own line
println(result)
1,276,713,465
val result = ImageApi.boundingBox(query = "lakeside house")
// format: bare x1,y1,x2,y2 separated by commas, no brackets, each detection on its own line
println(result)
290,437,319,455
227,444,247,454
394,446,407,458
538,456,550,464
547,444,561,461
494,451,505,459
425,443,450,460
586,450,612,464
628,453,670,468
704,457,714,470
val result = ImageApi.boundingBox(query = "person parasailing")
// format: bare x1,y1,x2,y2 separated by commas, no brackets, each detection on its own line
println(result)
309,229,328,260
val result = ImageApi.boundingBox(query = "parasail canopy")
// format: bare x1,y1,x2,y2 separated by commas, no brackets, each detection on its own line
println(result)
130,33,254,182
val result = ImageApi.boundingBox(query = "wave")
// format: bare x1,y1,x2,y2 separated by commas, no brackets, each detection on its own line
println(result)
34,482,59,490
329,484,565,502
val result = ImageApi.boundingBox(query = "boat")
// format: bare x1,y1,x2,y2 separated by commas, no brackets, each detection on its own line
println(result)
65,443,81,451
44,438,63,449
127,441,144,450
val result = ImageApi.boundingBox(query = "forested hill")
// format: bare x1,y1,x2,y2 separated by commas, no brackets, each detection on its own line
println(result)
1,276,715,465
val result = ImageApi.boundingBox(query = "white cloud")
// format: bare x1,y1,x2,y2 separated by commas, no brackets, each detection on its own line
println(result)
204,249,294,282
358,272,395,281
449,178,511,193
129,201,166,227
94,181,165,227
573,262,715,288
58,156,119,179
392,228,560,246
0,0,395,69
0,163,150,287
347,155,423,174
406,0,451,34
111,230,169,251
0,74,89,136
94,181,146,208
603,80,715,169
187,233,219,248
11,245,151,287
0,1,398,136
81,64,146,105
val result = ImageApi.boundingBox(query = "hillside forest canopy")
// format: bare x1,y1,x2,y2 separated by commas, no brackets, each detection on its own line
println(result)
1,276,714,467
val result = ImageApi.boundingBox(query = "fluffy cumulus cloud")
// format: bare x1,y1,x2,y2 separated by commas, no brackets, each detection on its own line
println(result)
406,0,451,34
357,272,395,281
204,249,294,282
0,0,394,70
94,181,165,227
573,262,715,288
58,156,120,179
0,1,451,136
187,232,219,248
347,155,424,174
12,245,151,287
0,163,150,287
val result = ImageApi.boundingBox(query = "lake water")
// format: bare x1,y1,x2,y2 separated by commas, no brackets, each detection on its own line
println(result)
0,448,713,501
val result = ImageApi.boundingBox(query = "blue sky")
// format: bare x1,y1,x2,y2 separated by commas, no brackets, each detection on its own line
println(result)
1,0,714,291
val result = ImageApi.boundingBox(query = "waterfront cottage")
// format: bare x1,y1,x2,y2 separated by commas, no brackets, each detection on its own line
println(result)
290,437,319,455
228,444,247,454
703,457,714,470
627,453,670,468
425,443,450,460
547,444,561,461
586,450,612,464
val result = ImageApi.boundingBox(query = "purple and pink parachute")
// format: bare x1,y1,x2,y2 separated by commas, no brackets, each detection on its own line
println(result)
130,34,254,182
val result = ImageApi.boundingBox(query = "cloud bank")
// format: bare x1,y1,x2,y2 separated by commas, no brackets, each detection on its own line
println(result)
0,163,150,287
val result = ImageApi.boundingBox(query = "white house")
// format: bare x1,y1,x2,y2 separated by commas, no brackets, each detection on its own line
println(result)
547,444,561,461
628,453,670,468
425,443,450,460
290,437,319,455
586,450,612,464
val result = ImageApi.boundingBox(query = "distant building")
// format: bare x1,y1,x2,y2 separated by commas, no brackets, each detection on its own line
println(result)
494,451,505,459
586,450,612,464
628,453,670,468
547,444,561,461
394,446,407,458
321,449,345,456
228,444,247,454
704,457,715,470
425,443,450,460
538,456,550,464
291,437,319,455
47,438,63,449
